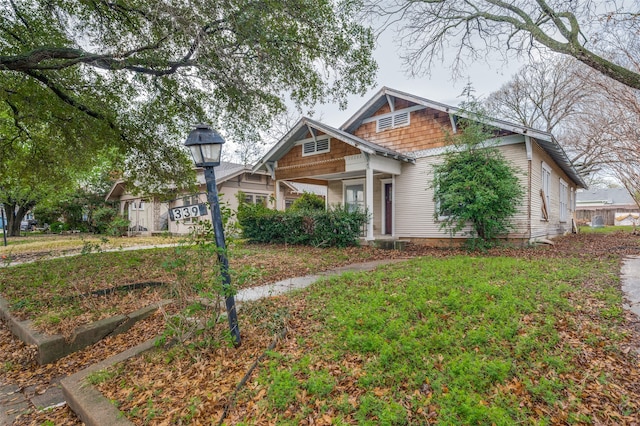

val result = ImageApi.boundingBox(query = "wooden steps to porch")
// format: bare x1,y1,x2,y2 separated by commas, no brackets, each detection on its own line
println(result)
367,239,409,250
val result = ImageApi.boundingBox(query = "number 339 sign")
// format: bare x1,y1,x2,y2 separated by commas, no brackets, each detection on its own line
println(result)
169,203,208,221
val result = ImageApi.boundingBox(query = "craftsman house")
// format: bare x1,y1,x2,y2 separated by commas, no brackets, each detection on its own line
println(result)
106,162,277,235
253,87,587,245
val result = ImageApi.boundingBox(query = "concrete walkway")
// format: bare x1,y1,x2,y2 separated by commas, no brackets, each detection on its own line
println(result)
236,259,407,303
622,255,640,317
0,243,180,268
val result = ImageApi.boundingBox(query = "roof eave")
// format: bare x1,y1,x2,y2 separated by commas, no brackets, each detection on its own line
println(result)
253,118,308,173
535,137,588,189
105,180,125,202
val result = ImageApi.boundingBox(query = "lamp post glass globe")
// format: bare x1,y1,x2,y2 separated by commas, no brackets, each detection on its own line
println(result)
184,123,225,167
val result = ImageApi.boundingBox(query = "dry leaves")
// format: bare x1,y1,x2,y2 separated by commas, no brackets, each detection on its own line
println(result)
1,232,640,424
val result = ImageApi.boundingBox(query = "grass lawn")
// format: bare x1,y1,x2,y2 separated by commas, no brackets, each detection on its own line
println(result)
579,225,636,234
1,231,639,425
0,239,399,336
91,251,640,425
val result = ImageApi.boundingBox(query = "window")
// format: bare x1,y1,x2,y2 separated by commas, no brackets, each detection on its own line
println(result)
434,195,451,221
285,199,295,210
302,137,330,156
131,200,145,211
376,111,410,132
541,163,551,220
182,195,200,206
344,181,366,236
345,184,365,212
559,179,568,222
243,193,269,206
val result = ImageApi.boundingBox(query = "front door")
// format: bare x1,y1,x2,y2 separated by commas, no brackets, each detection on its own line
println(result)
384,183,392,235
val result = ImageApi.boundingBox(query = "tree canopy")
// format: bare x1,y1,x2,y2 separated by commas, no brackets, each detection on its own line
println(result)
484,55,640,207
352,0,640,90
1,0,376,184
1,0,376,232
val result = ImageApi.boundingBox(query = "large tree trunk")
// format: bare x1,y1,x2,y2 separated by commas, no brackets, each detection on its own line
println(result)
5,203,31,237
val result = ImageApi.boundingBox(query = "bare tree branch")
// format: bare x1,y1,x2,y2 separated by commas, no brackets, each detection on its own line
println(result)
355,0,640,89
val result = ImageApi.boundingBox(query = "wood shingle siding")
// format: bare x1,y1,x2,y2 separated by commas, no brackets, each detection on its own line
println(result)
274,139,360,180
354,107,452,153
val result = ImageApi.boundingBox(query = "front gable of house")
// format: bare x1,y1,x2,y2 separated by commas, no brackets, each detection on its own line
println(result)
275,130,362,181
351,98,454,153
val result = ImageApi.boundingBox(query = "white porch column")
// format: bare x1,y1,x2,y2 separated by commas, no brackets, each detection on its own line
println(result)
275,180,283,210
365,154,374,241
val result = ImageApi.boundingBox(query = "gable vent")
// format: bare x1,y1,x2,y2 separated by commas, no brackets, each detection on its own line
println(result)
316,138,329,152
302,138,331,156
394,111,409,127
376,111,411,132
377,116,393,132
303,141,316,155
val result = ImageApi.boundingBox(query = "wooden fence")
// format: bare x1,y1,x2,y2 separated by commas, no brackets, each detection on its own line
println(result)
575,208,638,226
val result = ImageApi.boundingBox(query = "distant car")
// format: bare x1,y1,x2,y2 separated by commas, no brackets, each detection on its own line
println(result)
20,219,37,231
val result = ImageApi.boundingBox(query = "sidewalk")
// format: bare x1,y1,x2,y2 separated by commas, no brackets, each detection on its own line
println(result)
621,255,640,318
0,243,180,268
236,258,408,303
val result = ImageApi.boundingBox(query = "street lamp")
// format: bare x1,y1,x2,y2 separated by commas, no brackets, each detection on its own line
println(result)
185,123,241,346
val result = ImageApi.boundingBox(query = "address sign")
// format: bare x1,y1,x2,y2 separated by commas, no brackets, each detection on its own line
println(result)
169,203,208,221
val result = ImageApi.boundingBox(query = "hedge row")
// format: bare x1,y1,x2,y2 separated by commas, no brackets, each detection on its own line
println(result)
237,202,368,247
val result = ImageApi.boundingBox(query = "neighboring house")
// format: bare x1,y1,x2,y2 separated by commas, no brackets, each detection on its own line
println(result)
253,87,587,245
576,187,638,226
106,162,275,235
278,181,327,210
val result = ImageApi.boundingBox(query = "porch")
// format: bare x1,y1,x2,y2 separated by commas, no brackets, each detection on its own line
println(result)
274,153,404,241
252,117,415,241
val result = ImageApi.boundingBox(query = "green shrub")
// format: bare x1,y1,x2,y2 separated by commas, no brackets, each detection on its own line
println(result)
289,192,325,212
106,215,130,236
92,206,119,234
237,196,367,247
432,104,524,244
50,221,64,233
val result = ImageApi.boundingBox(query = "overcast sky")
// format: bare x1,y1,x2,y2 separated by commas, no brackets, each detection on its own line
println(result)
226,29,528,162
315,30,526,128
